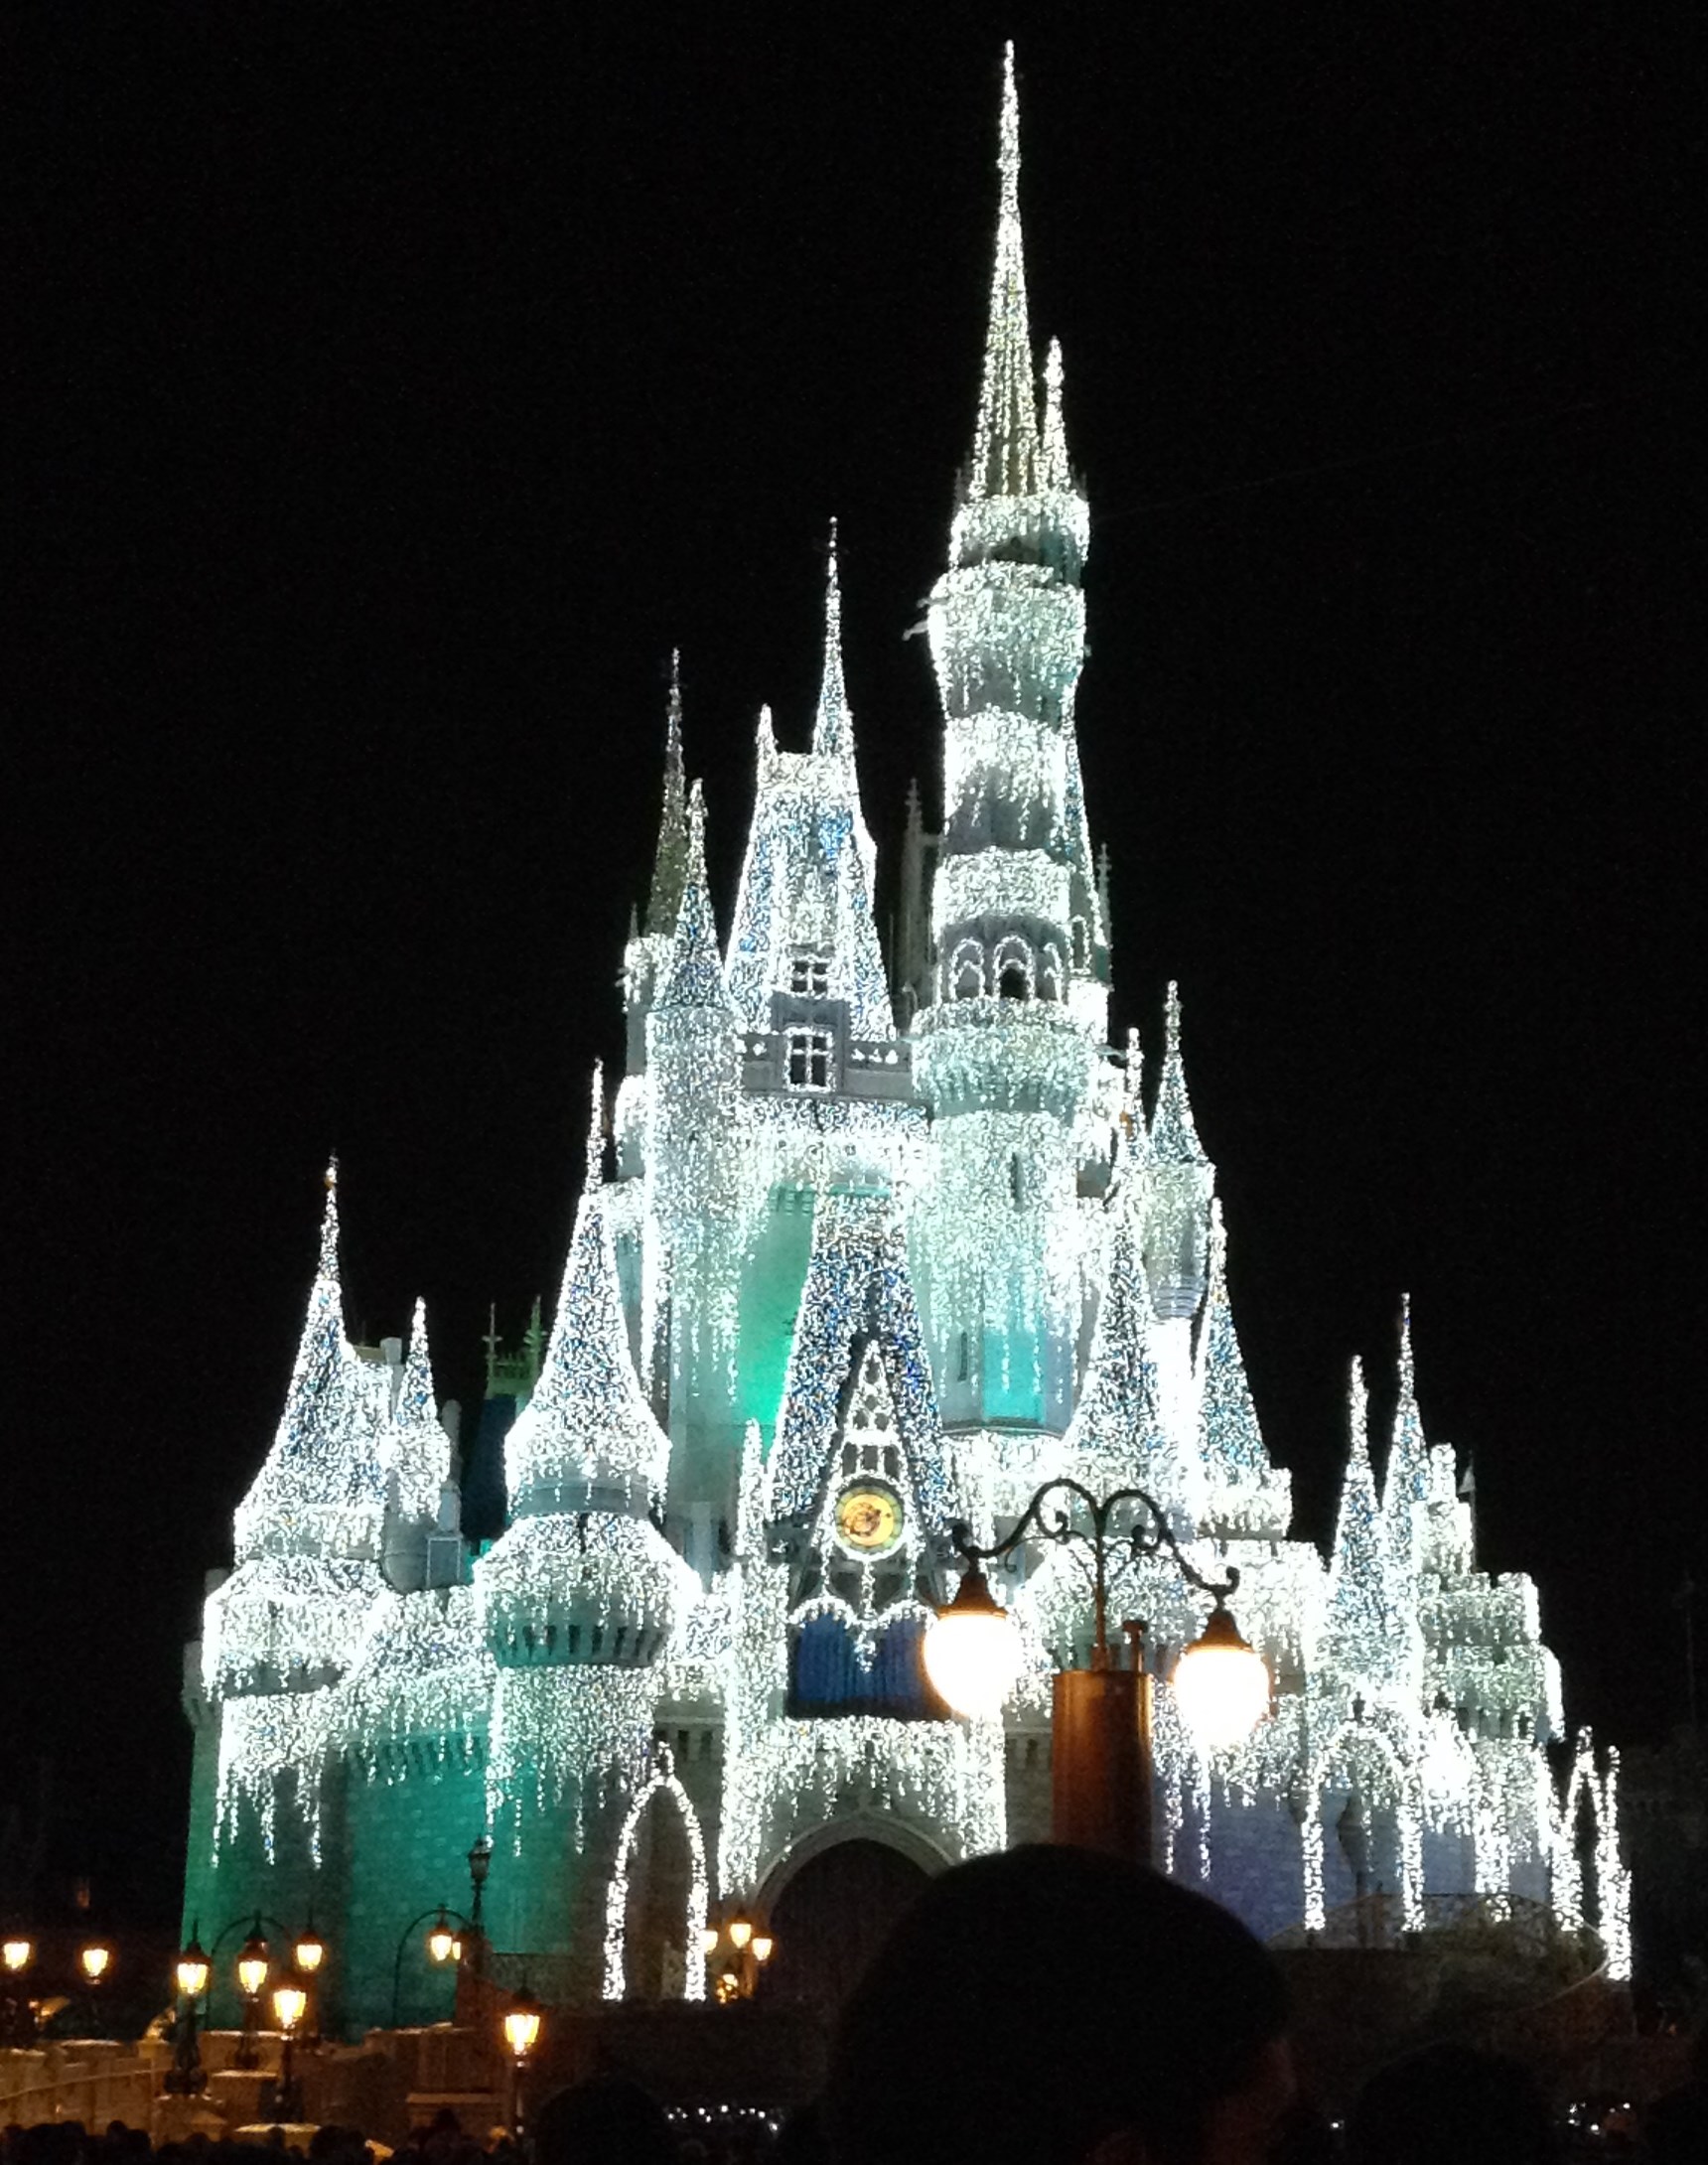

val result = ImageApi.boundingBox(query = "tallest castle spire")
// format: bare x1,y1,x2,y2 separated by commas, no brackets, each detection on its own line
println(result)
967,45,1041,502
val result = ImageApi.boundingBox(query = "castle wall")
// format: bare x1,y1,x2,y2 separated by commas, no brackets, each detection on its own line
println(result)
342,1746,489,2031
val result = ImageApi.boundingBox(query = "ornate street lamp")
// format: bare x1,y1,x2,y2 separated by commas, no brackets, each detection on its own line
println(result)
925,1480,1270,1862
268,1977,308,2123
467,1838,493,1934
703,1914,775,2002
77,1940,112,2037
291,1922,325,2046
389,1905,472,2028
233,1923,269,2071
501,1987,543,2137
165,1932,211,2095
1,1935,35,2050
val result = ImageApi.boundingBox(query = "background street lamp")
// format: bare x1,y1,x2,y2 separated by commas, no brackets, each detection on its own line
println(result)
233,1923,269,2071
2,1936,35,2050
500,1987,542,2137
389,1906,470,2028
291,1922,325,2045
164,1934,211,2095
925,1480,1270,1863
267,1978,307,2123
77,1941,112,2037
467,1838,492,1935
703,1913,775,2002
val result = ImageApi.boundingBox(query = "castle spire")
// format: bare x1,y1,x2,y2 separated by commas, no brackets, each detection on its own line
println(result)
1040,337,1071,494
1383,1294,1430,1517
811,520,853,760
387,1295,449,1524
585,1059,606,1192
643,652,689,937
968,44,1041,501
655,781,733,1013
1148,982,1208,1164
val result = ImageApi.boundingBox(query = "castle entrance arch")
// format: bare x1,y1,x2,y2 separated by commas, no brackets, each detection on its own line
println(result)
759,1832,934,2018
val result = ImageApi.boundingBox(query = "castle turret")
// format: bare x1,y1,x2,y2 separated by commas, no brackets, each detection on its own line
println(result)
913,50,1099,1433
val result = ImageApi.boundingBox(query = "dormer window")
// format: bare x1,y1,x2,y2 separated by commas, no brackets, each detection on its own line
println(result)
785,1027,834,1091
788,949,831,999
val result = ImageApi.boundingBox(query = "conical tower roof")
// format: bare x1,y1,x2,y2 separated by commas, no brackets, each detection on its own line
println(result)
385,1296,449,1525
655,782,734,1014
643,653,689,938
233,1161,388,1560
1197,1202,1269,1489
1148,982,1209,1164
967,45,1041,501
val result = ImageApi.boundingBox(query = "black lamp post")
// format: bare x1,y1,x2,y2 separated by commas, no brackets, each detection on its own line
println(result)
164,1932,211,2095
2,1935,36,2050
233,1921,269,2070
389,1906,470,2028
266,1974,308,2124
925,1479,1270,1863
467,1837,492,1934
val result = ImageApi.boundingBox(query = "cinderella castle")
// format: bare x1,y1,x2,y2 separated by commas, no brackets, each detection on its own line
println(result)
182,51,1628,2031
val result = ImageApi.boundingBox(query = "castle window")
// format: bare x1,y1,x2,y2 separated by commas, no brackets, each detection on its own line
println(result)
1071,916,1087,969
948,938,984,1001
788,949,831,999
1039,942,1063,1002
785,1027,834,1091
994,937,1033,1002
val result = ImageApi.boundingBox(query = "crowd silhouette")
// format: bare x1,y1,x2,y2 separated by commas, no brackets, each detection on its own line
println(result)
5,1851,1704,2164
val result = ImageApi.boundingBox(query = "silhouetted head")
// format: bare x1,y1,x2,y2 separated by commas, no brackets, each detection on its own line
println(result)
823,1844,1292,2165
1348,2043,1556,2164
529,2077,673,2165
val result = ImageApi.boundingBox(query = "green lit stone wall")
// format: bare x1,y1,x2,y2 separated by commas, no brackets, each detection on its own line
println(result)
343,1743,491,2032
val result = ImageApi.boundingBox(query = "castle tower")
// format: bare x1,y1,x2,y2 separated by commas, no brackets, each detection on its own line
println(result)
913,49,1104,1433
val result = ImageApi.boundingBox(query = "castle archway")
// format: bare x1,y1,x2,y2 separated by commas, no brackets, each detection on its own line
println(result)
757,1830,935,2018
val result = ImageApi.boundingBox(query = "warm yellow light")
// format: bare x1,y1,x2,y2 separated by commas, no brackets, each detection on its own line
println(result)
449,1940,463,1964
1172,1605,1270,1753
236,1951,269,1998
79,1944,111,1983
726,1914,753,1951
427,1923,458,1965
293,1931,325,1975
923,1567,1023,1719
502,1993,542,2061
699,1927,720,1957
2,1938,32,1974
750,1934,774,1965
271,1983,307,2033
176,1943,211,1999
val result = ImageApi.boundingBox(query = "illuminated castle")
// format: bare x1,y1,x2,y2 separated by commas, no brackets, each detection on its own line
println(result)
182,51,1627,2030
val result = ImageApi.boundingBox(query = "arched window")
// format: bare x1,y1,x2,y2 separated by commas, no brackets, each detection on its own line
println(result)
1070,917,1087,970
948,938,984,1002
1038,942,1064,1002
994,937,1033,1002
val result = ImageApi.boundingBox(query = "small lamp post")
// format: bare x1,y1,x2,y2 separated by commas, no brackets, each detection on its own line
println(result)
78,1941,112,2037
268,1977,308,2124
165,1934,211,2095
292,1922,325,2045
924,1480,1270,1863
703,1914,775,2002
501,1988,542,2137
2,1935,35,2050
467,1838,493,1934
233,1923,269,2071
389,1905,471,2028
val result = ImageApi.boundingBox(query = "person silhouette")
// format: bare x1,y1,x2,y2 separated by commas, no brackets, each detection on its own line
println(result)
821,1844,1294,2165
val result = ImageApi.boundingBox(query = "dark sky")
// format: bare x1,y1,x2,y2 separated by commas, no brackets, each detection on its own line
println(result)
8,9,1698,1927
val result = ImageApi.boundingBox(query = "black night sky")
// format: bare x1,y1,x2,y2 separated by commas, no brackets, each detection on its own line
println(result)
8,9,1698,1930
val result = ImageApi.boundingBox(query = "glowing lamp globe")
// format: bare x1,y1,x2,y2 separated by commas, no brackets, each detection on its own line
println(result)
727,1914,753,1952
1172,1606,1270,1753
750,1934,774,1965
502,1990,542,2062
271,1983,307,2034
427,1914,458,1965
79,1944,111,1984
3,1938,33,1974
176,1941,211,1999
924,1567,1022,1719
699,1926,720,1958
236,1939,269,2000
293,1929,325,1975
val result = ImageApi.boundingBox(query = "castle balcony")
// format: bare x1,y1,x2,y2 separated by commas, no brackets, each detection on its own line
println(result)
914,997,1095,1119
475,1510,700,1672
